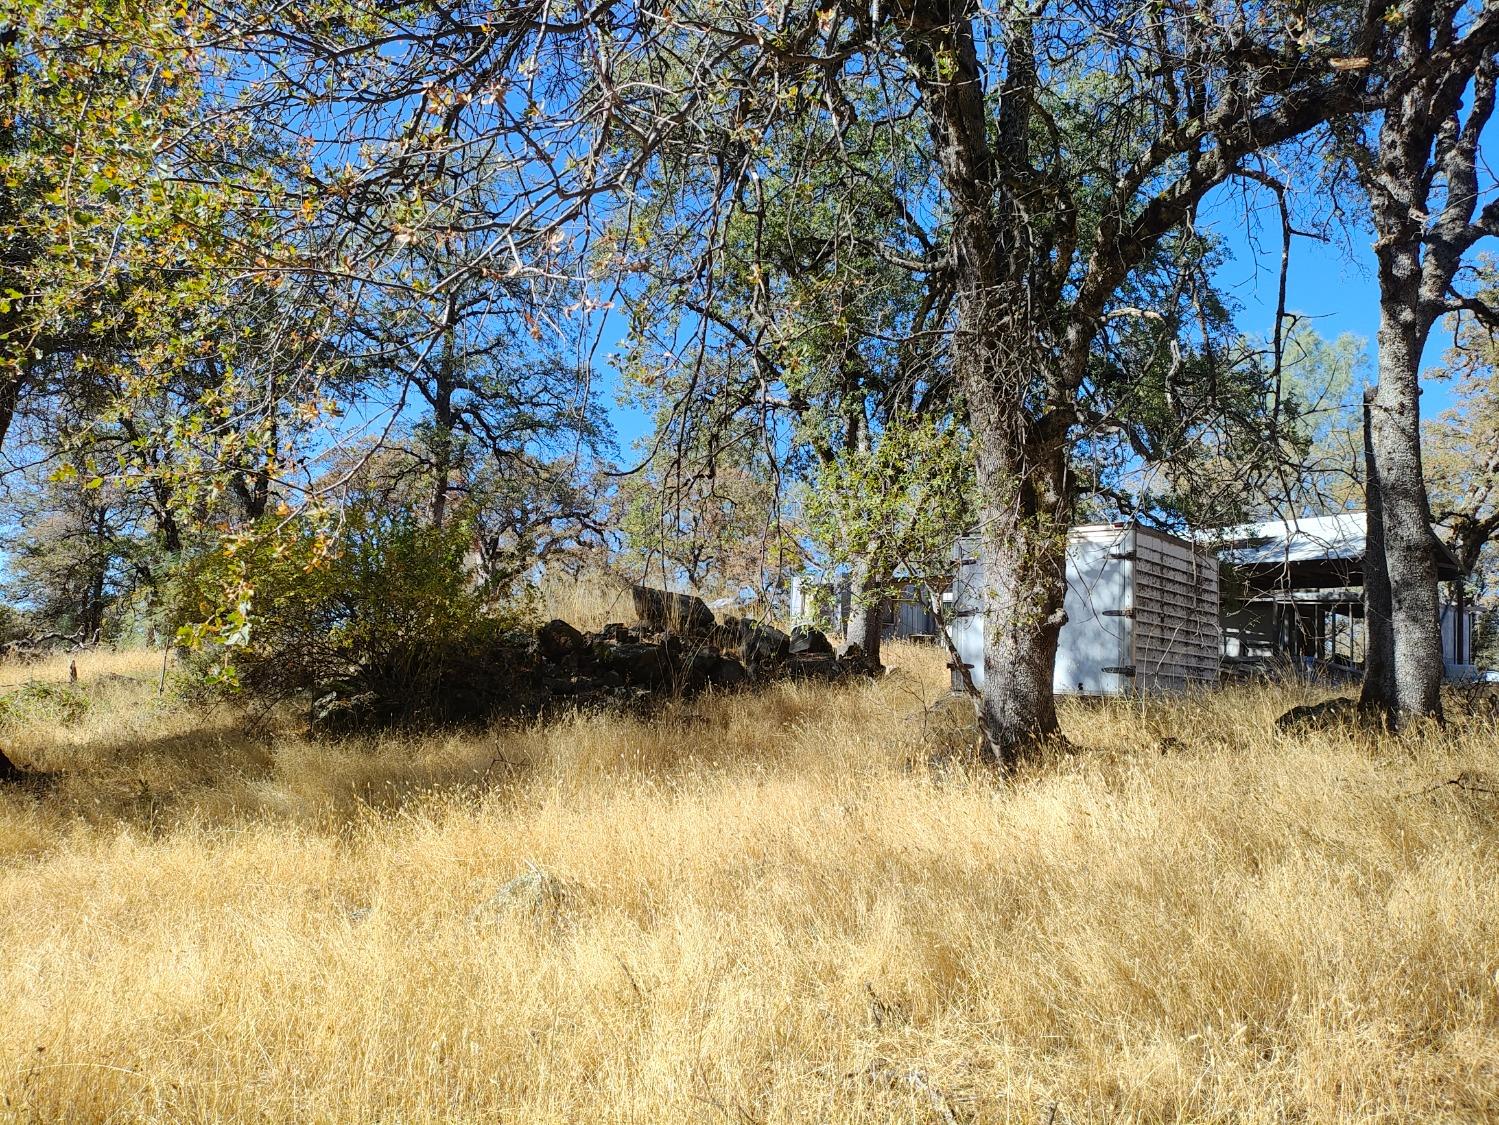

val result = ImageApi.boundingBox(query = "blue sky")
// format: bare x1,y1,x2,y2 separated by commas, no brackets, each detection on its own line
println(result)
589,201,1466,460
1211,192,1465,417
1219,231,1384,355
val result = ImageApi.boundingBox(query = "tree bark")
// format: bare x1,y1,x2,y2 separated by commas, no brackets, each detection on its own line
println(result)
969,417,1071,760
840,407,884,668
843,555,884,668
1367,399,1445,719
1364,293,1445,723
1451,577,1467,667
430,332,457,529
1360,391,1395,714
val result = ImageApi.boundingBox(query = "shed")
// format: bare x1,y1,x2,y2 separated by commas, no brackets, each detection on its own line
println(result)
1210,511,1475,674
788,575,850,632
789,575,941,641
948,524,1221,696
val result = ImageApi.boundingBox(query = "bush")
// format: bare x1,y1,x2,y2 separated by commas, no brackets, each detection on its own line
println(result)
172,505,537,726
0,682,91,728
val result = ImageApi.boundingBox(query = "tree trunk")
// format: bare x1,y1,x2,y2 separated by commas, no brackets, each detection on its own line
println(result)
1360,391,1395,714
840,408,883,668
843,556,883,669
1366,310,1445,723
969,416,1071,762
80,504,109,642
903,6,1072,761
1451,577,1467,667
1348,21,1492,724
431,332,456,529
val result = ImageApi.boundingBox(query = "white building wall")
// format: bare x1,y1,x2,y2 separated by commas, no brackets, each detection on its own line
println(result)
950,525,1220,697
1441,602,1479,669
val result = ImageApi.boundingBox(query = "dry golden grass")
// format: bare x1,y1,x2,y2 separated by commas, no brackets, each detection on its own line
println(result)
0,640,1496,1123
534,567,638,632
0,646,168,691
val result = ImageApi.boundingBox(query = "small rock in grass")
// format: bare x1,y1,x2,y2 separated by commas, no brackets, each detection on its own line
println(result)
468,865,574,927
1274,697,1365,732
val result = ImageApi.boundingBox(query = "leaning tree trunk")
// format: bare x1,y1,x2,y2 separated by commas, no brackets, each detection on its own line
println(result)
1359,390,1395,715
1366,297,1445,723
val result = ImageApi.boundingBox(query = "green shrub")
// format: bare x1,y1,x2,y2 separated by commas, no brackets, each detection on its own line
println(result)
172,504,536,725
0,682,91,728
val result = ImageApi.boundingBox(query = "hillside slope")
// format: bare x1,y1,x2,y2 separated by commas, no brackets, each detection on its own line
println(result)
0,644,1495,1123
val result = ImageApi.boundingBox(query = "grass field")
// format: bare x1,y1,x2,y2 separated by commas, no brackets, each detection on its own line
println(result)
0,639,1496,1123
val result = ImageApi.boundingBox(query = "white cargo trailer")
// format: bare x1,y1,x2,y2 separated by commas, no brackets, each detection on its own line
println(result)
949,524,1221,696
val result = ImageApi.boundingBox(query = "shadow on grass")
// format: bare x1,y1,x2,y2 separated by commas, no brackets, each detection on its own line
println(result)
0,705,538,839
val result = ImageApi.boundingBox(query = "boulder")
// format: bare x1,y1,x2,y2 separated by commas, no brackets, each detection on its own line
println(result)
536,618,587,663
603,641,671,688
631,585,715,635
541,670,599,697
739,620,790,666
709,654,750,689
786,653,841,680
1274,696,1364,731
708,618,743,652
0,746,25,784
468,865,574,927
790,625,833,656
674,650,721,694
836,641,879,676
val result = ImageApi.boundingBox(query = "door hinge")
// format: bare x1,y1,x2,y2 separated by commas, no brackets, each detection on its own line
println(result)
1102,665,1137,676
1103,607,1134,618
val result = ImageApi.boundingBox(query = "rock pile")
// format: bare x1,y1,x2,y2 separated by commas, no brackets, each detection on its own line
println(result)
310,584,872,734
528,585,871,706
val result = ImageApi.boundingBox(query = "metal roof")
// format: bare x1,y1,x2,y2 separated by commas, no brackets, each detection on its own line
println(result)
1206,510,1462,588
1210,512,1366,568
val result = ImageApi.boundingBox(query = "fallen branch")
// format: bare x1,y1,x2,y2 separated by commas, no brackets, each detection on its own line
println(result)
1401,771,1499,799
0,629,88,660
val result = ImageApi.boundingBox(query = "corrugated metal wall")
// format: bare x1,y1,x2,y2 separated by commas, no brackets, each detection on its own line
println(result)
1131,530,1222,692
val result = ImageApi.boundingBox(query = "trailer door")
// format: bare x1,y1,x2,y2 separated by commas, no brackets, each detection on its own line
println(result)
1055,526,1134,696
